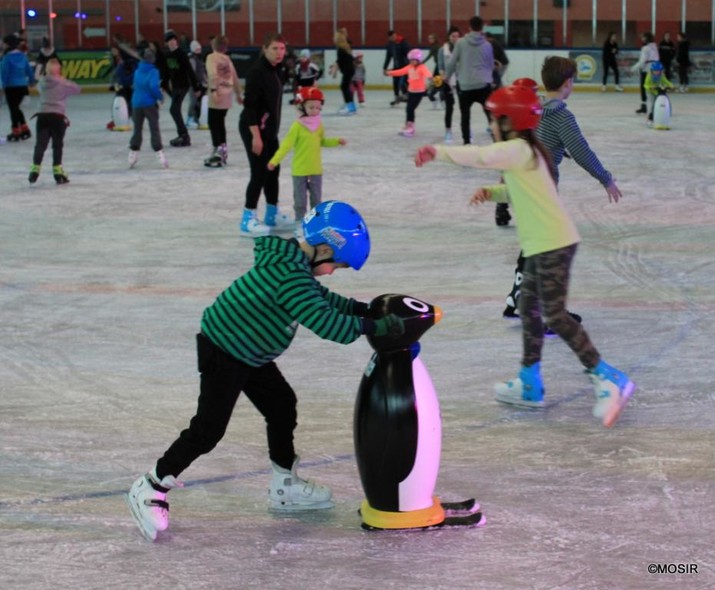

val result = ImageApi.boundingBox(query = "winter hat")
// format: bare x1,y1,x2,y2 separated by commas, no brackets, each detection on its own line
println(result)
190,40,202,54
3,33,20,50
299,49,311,59
164,30,178,42
142,48,156,64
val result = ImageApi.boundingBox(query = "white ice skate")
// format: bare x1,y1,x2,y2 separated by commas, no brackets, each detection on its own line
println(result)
269,456,334,511
589,360,635,428
126,471,183,541
128,150,138,169
156,150,168,169
399,122,415,137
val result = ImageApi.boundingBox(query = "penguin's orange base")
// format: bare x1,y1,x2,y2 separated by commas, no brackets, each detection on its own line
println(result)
360,496,446,530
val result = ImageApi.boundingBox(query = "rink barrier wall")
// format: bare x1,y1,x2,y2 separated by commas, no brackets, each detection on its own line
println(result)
29,48,715,93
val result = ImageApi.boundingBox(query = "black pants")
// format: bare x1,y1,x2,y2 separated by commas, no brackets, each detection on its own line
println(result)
169,87,189,137
33,113,68,166
443,85,455,129
391,74,406,97
239,121,280,209
4,86,28,129
639,71,648,103
156,334,298,479
340,71,354,104
678,65,689,87
457,85,492,144
208,108,228,147
117,86,133,116
602,61,619,85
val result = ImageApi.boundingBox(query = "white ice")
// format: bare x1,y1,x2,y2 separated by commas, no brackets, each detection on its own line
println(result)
1,88,714,590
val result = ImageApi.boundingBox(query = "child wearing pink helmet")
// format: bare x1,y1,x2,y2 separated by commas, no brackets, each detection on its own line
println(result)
384,48,433,137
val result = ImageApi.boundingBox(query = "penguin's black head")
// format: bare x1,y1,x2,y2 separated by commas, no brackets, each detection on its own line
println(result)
366,293,441,352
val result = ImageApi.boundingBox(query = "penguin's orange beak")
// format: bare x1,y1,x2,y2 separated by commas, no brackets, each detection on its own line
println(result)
433,305,442,324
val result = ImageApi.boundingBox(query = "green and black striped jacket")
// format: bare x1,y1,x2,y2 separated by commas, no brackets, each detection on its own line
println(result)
201,236,364,367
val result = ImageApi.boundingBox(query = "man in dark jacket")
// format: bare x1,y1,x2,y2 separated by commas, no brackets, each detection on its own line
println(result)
383,30,410,106
163,30,199,147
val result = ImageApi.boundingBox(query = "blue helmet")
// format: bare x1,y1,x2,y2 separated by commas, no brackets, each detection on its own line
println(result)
302,201,370,270
650,61,664,72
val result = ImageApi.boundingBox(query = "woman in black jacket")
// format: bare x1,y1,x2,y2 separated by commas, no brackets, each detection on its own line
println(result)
334,29,356,115
238,33,291,236
601,32,622,91
675,31,691,92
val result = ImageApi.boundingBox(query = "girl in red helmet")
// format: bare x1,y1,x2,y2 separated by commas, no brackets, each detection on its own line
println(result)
268,86,346,237
414,86,635,429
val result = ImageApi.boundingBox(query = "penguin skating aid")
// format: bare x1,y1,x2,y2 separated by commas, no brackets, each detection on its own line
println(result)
354,293,485,530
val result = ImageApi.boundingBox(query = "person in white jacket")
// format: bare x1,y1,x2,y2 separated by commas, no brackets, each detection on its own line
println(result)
204,35,243,167
437,25,461,143
631,31,659,114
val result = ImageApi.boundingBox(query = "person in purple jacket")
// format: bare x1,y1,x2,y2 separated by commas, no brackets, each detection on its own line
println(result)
28,58,80,184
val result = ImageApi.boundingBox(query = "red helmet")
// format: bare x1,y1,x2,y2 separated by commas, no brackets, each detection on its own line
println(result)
512,77,539,93
485,86,543,131
296,86,325,104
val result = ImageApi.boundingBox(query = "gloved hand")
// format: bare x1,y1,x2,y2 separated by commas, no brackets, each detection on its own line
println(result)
372,314,405,338
352,300,371,317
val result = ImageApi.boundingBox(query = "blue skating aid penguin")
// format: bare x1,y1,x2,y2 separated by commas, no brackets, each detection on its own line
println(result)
354,293,484,530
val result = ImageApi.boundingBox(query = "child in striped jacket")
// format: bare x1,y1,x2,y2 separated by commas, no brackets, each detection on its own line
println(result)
126,202,404,542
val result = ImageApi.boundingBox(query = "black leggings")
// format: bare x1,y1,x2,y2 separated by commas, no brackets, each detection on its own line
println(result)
33,113,68,166
156,334,299,478
443,85,455,129
239,121,280,209
405,92,425,123
208,108,228,147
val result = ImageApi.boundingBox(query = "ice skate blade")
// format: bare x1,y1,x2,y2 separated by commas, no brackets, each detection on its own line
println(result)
603,381,635,428
361,511,485,531
125,493,159,542
495,394,545,409
269,499,335,512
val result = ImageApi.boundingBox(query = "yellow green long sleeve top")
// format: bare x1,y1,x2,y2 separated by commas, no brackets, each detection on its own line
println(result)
434,139,580,257
269,117,341,176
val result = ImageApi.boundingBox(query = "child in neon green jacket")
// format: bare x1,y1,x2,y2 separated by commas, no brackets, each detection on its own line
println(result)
268,87,346,235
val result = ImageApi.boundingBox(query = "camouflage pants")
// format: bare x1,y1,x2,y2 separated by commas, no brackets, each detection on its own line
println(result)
520,244,600,369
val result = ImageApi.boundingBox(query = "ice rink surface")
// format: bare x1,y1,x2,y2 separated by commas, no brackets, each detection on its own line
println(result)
1,87,714,590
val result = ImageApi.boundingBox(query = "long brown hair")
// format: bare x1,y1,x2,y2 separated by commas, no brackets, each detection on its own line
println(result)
496,116,555,182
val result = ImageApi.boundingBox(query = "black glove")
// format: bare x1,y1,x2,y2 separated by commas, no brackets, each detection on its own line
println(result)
362,314,405,338
352,300,371,317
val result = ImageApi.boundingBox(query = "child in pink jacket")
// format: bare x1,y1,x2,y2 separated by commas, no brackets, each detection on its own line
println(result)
385,48,432,136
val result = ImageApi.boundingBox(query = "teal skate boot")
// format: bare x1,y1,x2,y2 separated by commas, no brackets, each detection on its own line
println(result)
589,359,635,428
495,362,545,408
